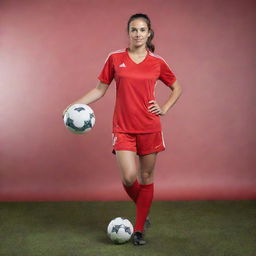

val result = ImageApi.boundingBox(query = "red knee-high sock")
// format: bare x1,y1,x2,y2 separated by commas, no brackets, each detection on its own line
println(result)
122,179,141,203
134,183,154,232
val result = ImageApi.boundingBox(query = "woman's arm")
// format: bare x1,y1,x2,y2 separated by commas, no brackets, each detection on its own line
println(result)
62,81,109,117
148,80,182,116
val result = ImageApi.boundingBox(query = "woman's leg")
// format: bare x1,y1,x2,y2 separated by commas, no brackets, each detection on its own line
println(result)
134,152,158,233
138,152,157,185
115,150,140,203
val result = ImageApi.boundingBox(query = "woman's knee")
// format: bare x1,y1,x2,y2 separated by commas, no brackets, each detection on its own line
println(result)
115,150,138,186
138,153,157,184
122,174,137,186
141,171,154,184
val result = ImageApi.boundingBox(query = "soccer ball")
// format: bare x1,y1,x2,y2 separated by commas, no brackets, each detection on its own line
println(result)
63,104,95,134
107,217,134,244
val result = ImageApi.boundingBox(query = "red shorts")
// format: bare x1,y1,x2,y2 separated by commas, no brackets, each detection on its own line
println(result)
112,131,166,156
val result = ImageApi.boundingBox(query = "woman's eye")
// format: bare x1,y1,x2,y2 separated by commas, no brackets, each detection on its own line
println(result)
130,28,146,32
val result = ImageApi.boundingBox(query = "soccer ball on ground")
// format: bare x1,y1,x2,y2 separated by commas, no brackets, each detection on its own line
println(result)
63,104,95,134
107,217,134,244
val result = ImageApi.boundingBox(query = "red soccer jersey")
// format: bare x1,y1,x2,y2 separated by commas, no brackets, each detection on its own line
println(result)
97,47,177,134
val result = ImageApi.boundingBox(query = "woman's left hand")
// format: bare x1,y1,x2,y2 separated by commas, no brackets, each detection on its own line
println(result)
148,100,166,116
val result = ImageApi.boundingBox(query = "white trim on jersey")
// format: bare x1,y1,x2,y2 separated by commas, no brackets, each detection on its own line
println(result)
153,81,157,97
148,51,173,71
103,48,126,63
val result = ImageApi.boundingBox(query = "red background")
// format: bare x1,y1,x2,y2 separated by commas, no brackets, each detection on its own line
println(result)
0,0,255,201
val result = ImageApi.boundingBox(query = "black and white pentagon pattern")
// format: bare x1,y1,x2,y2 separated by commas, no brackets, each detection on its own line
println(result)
111,224,132,235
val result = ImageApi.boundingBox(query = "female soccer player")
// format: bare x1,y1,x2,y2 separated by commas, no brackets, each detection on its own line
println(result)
63,13,182,245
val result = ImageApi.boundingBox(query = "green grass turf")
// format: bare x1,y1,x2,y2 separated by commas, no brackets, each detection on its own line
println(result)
0,201,255,256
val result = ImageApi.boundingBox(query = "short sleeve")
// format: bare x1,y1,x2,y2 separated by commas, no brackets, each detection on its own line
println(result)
97,54,115,85
159,58,177,87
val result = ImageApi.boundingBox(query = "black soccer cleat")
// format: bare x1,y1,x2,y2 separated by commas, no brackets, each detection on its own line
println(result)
133,231,146,245
144,216,151,230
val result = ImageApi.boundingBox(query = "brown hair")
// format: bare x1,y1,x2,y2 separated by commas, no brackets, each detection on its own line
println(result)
127,13,155,53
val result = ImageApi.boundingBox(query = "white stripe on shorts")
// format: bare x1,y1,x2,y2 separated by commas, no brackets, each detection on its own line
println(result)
161,131,166,147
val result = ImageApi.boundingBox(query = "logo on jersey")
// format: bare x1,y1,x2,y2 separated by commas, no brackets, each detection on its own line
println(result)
119,63,126,68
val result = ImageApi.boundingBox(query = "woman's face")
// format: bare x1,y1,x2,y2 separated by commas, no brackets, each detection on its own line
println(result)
128,18,151,48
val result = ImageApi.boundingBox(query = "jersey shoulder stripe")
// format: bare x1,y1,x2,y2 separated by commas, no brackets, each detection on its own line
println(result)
148,51,166,61
103,48,126,63
149,51,172,69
